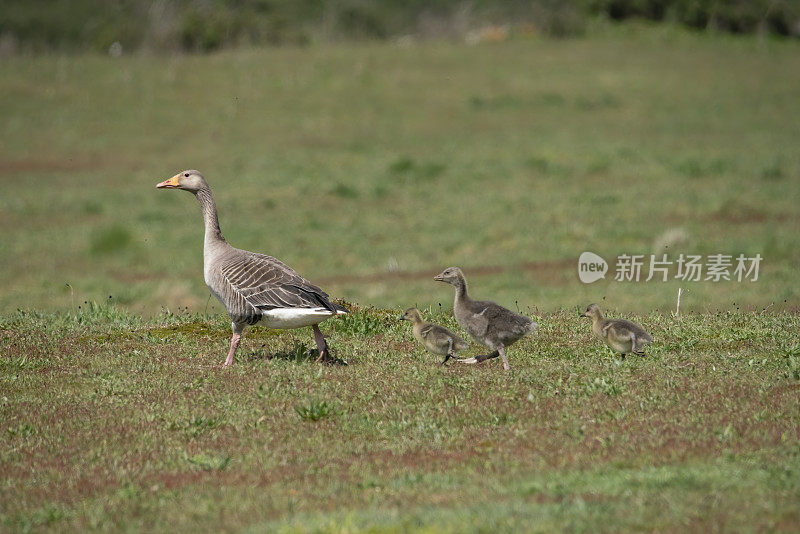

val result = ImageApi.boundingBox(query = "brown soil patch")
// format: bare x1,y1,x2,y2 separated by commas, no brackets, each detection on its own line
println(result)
708,209,796,224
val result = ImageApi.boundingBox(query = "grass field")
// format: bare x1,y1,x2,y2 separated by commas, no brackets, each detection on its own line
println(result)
1,24,799,316
2,305,799,531
2,23,800,532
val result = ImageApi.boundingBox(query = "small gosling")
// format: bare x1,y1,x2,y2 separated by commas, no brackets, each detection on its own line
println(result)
400,308,469,364
581,303,652,359
434,267,538,371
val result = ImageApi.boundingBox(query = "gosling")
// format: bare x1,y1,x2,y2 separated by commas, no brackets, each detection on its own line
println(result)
400,308,469,364
434,267,538,371
581,303,653,359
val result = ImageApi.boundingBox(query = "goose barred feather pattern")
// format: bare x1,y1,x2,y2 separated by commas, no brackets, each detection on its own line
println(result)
215,249,345,324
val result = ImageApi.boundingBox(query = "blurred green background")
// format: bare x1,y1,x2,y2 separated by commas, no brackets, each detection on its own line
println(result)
0,3,799,317
2,0,799,53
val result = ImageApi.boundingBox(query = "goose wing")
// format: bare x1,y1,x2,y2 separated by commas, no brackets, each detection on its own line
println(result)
418,324,438,340
608,319,651,342
218,250,345,313
420,324,466,344
463,304,490,337
419,323,468,352
481,301,534,335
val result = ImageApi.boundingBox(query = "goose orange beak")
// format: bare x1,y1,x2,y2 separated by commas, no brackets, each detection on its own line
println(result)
156,175,181,189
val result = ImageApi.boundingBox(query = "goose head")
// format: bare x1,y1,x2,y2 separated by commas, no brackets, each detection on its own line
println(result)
433,267,464,286
400,307,423,323
581,303,602,319
156,170,208,193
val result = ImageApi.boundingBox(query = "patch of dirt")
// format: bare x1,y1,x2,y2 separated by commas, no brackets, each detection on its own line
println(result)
708,209,795,224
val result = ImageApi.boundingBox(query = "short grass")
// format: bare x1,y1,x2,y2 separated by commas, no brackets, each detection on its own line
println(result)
1,24,799,316
1,305,799,531
2,25,800,531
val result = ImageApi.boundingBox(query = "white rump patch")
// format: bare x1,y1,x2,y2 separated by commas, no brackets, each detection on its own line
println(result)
259,307,345,329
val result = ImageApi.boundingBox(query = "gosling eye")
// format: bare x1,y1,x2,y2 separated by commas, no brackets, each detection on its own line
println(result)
184,172,189,177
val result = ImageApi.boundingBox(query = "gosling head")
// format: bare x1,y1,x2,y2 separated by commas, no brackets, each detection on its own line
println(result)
156,170,208,193
433,267,464,286
400,308,423,323
581,303,602,319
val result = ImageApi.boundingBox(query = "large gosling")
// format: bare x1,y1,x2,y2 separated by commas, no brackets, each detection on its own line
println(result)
581,303,652,359
434,267,538,371
400,308,469,364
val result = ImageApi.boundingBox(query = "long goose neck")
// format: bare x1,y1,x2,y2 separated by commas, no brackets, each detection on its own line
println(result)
195,187,226,248
591,310,606,335
453,275,469,305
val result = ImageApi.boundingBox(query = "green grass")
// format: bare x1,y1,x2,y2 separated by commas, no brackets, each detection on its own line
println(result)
0,25,798,317
1,25,800,531
1,305,799,531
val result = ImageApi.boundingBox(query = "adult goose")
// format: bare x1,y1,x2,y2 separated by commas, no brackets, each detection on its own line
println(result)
581,303,652,359
156,170,348,367
400,307,469,364
434,267,537,371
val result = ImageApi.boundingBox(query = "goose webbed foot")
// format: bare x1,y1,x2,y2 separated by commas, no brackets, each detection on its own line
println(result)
441,353,454,365
475,350,500,363
458,350,500,364
316,351,348,365
313,324,347,365
315,346,330,363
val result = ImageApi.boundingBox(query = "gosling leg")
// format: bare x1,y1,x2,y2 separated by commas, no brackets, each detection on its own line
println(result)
499,345,510,371
441,339,454,365
458,350,500,364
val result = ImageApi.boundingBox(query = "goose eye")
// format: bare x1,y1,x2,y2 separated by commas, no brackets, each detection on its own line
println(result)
184,173,189,177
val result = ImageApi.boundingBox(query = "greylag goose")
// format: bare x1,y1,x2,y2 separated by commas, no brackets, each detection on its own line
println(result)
156,170,348,367
581,303,652,359
433,267,537,371
400,307,469,364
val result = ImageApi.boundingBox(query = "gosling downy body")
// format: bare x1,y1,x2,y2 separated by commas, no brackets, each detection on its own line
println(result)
156,170,348,367
581,303,652,358
434,267,537,371
400,307,469,364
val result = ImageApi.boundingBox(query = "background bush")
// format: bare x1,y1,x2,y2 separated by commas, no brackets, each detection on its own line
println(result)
1,0,798,54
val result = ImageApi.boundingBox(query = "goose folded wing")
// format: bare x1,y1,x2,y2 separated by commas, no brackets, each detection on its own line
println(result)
220,252,340,312
466,305,491,336
612,319,649,340
418,324,437,340
421,324,457,342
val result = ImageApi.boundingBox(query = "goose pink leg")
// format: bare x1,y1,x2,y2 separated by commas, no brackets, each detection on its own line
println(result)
224,322,245,367
313,324,330,363
498,345,510,371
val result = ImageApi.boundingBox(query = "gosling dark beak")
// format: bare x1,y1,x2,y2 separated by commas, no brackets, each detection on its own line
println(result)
433,274,445,282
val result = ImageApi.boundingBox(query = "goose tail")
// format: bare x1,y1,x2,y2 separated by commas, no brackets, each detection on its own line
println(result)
332,302,349,314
